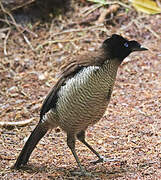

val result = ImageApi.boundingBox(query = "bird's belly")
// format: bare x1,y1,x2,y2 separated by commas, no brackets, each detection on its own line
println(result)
56,82,110,133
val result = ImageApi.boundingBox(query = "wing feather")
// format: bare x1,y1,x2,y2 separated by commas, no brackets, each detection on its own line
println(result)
40,48,108,119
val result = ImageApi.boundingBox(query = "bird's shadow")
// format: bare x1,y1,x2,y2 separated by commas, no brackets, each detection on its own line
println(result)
12,161,134,179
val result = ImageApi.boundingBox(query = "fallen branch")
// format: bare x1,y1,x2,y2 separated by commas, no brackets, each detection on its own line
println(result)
0,118,35,127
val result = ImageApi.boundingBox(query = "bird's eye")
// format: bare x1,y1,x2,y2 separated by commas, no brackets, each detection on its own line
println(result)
124,42,128,47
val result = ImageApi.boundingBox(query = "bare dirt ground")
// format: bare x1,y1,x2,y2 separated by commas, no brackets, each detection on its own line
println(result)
0,1,161,179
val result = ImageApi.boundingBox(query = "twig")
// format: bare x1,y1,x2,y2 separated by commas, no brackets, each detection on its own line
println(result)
87,0,131,9
36,37,87,50
0,118,34,127
112,1,131,9
134,20,160,39
144,25,160,39
0,2,21,32
36,37,84,50
0,27,11,33
84,4,102,17
9,0,35,11
3,29,11,55
84,1,130,17
98,4,120,23
52,24,105,37
0,18,38,37
23,34,35,51
0,2,37,51
120,19,135,31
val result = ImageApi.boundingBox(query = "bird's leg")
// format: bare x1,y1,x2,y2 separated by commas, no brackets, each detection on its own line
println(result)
77,130,120,165
67,133,88,176
77,130,103,164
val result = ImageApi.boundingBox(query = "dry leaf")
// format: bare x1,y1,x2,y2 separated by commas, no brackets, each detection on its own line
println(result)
131,0,161,14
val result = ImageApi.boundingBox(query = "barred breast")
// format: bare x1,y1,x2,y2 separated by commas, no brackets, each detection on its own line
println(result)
52,59,119,134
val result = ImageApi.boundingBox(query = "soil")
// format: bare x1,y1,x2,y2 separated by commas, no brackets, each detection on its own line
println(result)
0,1,161,179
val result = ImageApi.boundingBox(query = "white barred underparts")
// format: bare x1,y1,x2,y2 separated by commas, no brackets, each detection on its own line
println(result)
42,59,120,133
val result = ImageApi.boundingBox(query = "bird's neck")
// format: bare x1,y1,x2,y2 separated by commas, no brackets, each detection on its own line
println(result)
99,58,121,81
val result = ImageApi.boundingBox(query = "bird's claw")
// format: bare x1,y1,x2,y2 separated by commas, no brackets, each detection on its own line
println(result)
70,170,93,176
90,157,104,165
91,156,121,165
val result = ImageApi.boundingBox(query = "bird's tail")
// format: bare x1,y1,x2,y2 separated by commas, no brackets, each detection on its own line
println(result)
13,122,49,169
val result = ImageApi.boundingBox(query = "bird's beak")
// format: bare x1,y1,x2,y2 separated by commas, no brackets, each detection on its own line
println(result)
132,46,148,52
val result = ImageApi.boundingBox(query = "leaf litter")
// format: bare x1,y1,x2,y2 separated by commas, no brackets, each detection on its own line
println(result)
0,1,161,179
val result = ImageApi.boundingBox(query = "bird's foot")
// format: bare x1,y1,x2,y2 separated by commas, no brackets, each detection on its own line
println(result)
70,169,93,176
91,156,121,165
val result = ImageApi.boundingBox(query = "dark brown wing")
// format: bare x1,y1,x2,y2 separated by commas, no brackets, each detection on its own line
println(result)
40,63,82,119
40,48,108,119
40,77,65,119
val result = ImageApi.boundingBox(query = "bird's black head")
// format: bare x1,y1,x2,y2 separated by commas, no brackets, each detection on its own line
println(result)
102,34,148,61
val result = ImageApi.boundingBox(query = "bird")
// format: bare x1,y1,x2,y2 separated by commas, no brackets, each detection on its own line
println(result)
13,34,147,175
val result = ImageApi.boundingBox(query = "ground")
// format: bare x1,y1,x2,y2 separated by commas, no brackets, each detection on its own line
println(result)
0,1,161,179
